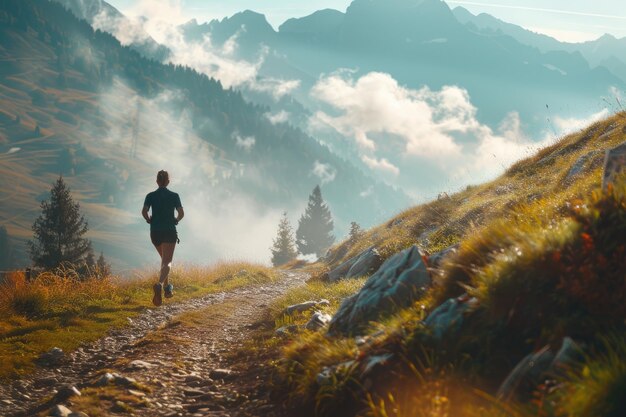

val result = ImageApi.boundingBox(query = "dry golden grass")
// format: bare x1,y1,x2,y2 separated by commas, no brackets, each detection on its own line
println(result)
0,261,276,379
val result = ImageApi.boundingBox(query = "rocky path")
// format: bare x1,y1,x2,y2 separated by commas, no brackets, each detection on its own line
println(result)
0,271,307,417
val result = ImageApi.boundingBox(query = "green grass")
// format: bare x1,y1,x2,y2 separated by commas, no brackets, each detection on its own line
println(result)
0,262,276,379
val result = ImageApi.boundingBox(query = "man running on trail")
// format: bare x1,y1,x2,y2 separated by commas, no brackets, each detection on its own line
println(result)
142,170,184,306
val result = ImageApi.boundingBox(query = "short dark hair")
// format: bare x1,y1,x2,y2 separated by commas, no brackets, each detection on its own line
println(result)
157,170,169,185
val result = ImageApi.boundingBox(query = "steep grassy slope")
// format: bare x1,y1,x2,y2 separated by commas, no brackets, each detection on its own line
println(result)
268,112,626,417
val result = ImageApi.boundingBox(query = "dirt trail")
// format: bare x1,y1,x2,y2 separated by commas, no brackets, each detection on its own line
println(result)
1,271,307,417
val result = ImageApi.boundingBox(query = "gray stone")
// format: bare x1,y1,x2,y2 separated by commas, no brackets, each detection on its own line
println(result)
328,245,431,336
345,247,383,279
565,150,603,183
49,405,73,417
602,141,626,190
316,361,357,386
209,369,233,380
283,299,329,316
275,325,299,336
94,372,115,387
498,337,583,400
425,244,459,274
305,312,332,331
54,385,81,401
361,353,394,377
39,347,64,366
423,294,478,341
128,360,156,370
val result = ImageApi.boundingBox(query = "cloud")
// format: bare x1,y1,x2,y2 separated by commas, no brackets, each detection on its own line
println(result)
93,0,301,94
310,71,552,194
551,108,610,136
90,80,284,264
361,155,400,177
312,161,337,184
234,133,256,151
265,110,290,124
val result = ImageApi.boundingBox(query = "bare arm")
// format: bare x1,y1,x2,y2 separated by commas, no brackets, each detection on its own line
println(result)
141,206,151,223
175,207,184,224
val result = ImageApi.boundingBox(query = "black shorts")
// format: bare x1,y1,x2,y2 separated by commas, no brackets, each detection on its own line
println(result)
150,230,178,246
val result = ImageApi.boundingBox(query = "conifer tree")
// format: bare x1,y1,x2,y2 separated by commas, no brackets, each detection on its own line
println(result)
271,212,298,266
348,221,364,245
28,176,92,270
296,186,335,257
97,252,112,277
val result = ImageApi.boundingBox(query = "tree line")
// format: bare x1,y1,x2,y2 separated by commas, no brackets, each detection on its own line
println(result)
270,185,364,266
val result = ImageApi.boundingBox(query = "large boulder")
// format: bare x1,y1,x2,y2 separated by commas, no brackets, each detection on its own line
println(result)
498,337,583,400
602,141,626,190
327,246,382,282
328,245,430,336
423,294,478,341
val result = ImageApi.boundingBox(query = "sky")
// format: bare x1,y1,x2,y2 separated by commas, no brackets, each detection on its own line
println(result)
105,0,626,42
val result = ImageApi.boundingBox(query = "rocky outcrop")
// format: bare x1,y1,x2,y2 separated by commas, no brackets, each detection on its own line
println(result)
498,337,583,400
328,245,430,336
283,299,330,315
423,294,478,341
602,141,626,190
327,246,383,282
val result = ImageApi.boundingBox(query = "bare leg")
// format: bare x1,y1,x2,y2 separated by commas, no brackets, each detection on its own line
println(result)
159,242,176,285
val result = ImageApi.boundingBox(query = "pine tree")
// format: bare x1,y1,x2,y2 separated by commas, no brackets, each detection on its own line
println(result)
28,176,92,270
296,186,335,258
348,221,364,245
97,252,111,278
270,212,298,266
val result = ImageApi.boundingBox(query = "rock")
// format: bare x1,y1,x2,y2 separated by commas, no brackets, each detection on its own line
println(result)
423,294,478,341
328,245,430,336
39,347,64,366
328,246,382,282
602,141,626,190
275,325,299,336
565,150,603,183
35,376,59,388
209,369,233,380
49,405,73,417
283,299,330,316
305,312,332,331
498,337,583,400
54,385,81,401
113,374,138,387
316,361,356,385
425,244,459,276
345,247,383,279
128,360,156,370
94,372,115,387
183,388,206,397
361,353,394,377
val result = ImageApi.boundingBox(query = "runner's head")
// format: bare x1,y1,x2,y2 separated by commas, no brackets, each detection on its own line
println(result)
156,170,170,187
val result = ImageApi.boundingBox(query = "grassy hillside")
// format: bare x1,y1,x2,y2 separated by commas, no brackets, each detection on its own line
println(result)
266,112,626,417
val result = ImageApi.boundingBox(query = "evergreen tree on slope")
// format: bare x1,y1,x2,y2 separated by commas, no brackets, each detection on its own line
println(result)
28,176,92,270
296,186,335,258
271,212,298,266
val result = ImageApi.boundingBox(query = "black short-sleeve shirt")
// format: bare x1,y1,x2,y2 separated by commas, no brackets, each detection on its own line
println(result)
143,187,182,231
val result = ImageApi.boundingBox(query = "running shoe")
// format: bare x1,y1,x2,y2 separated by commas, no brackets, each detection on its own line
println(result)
152,283,163,306
164,283,174,299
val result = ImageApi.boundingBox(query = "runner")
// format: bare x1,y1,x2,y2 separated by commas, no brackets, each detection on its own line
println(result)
141,170,184,306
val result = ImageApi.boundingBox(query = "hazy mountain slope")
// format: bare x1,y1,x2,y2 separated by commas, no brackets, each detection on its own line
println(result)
453,6,626,84
0,0,409,267
52,0,170,61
